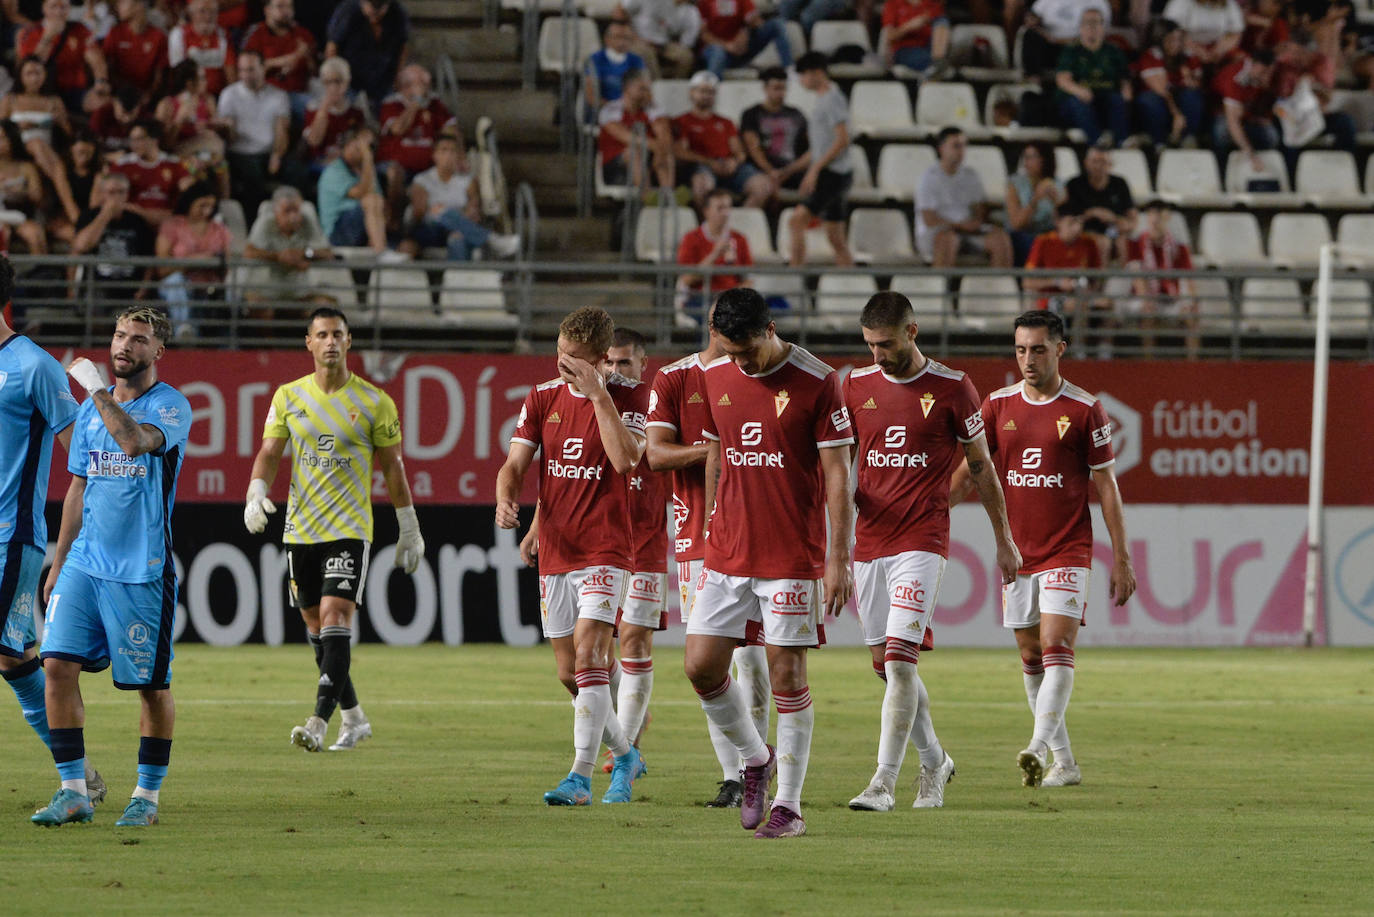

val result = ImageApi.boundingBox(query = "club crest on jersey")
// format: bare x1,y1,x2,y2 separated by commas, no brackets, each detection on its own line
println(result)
688,391,704,404
348,409,360,425
861,397,876,409
717,394,731,406
919,393,935,418
1003,419,1017,431
774,390,790,417
1056,415,1072,439
547,411,561,424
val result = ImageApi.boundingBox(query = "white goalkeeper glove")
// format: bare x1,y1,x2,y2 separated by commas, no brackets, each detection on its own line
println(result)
395,505,425,574
243,478,276,534
67,357,106,395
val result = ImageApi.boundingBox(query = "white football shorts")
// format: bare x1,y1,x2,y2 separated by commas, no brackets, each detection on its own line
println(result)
620,571,667,629
854,550,946,646
687,568,824,647
539,566,629,639
1002,566,1091,629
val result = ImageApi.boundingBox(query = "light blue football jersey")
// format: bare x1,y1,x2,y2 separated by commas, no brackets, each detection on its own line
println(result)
0,335,79,549
65,381,191,584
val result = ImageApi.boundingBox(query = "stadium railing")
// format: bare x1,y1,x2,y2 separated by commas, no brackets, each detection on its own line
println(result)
9,253,1373,361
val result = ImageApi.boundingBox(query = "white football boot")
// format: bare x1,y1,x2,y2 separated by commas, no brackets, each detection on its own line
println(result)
329,719,373,751
913,751,955,808
848,780,896,812
290,715,327,752
1041,760,1082,786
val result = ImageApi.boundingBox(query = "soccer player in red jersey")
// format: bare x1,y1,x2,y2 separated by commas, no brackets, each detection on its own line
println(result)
683,287,855,839
646,305,770,810
496,308,649,806
951,310,1136,789
844,293,1020,812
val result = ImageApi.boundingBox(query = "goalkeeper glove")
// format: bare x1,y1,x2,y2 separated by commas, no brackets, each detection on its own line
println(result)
395,505,425,574
243,478,276,534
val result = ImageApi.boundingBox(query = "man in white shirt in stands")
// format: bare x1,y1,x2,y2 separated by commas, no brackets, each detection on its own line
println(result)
403,135,520,260
618,0,702,78
217,48,297,221
915,126,1012,269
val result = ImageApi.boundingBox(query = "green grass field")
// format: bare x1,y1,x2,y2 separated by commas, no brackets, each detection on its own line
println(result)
1,645,1372,916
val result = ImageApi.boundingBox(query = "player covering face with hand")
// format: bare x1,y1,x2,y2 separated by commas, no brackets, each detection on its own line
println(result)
951,310,1135,788
244,307,424,753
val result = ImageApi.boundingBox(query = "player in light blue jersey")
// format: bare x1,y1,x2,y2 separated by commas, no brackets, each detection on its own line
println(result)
32,307,190,828
0,255,108,807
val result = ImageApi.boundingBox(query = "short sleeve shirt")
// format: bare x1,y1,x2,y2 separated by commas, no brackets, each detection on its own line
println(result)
843,360,982,562
806,85,851,173
883,0,947,50
1064,173,1134,234
646,354,713,562
673,111,738,160
66,382,191,584
19,21,97,92
76,209,155,280
740,103,808,168
240,21,317,93
585,49,648,103
1031,0,1112,42
377,94,457,174
413,167,474,214
510,376,650,575
103,22,168,90
218,81,290,155
1056,41,1129,94
915,163,985,250
676,226,752,291
700,345,854,580
980,379,1114,573
303,100,369,163
699,0,754,41
317,158,360,236
0,335,79,549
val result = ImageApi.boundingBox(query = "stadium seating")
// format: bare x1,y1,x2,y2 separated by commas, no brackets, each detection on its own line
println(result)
1198,212,1265,266
651,79,691,117
715,79,765,125
737,20,806,73
1112,148,1153,200
949,24,1018,82
849,81,920,139
984,83,1061,142
810,21,883,78
1225,150,1304,209
875,143,937,201
369,267,440,327
963,144,1009,203
726,206,780,262
1324,279,1373,336
914,82,990,139
218,199,247,254
815,272,879,328
776,206,837,262
1193,276,1237,333
956,274,1022,328
634,206,697,262
438,269,517,329
1294,150,1366,208
890,272,952,316
1240,277,1310,335
1336,214,1374,266
846,147,883,203
537,16,600,73
1054,145,1080,181
1266,214,1332,269
1156,150,1229,208
847,208,916,263
753,270,810,321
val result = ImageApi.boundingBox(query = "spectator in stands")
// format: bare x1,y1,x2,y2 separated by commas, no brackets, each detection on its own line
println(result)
618,0,700,79
882,0,951,76
406,134,521,260
1209,46,1278,169
585,19,648,120
108,117,193,228
740,65,809,191
17,0,108,112
1056,7,1131,147
1133,18,1206,147
72,170,155,301
242,184,337,314
786,51,853,268
1241,0,1290,54
103,0,168,117
597,68,675,191
217,47,294,222
0,55,82,222
776,0,842,36
241,0,318,121
1022,204,1101,312
697,0,792,78
316,124,389,253
1162,0,1245,64
85,78,136,149
154,60,226,168
916,125,1012,268
1126,197,1199,358
0,121,48,254
51,129,99,243
302,56,368,172
168,0,235,96
155,179,230,339
676,185,752,319
673,70,773,211
325,0,410,107
1019,0,1111,76
378,62,459,232
1005,140,1064,265
1065,143,1135,262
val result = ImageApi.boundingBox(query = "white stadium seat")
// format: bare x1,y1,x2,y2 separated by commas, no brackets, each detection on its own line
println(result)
634,206,696,262
1266,213,1331,269
537,16,600,73
1324,279,1372,336
438,269,517,329
849,81,919,139
914,81,989,139
1054,145,1080,182
370,267,439,327
776,206,836,263
845,147,883,204
984,83,1060,141
1156,149,1229,208
1336,214,1374,267
1225,150,1304,209
963,144,1009,203
1193,276,1236,332
876,143,937,201
1112,148,1153,200
715,79,764,125
949,24,1018,82
650,79,691,117
956,274,1022,328
1295,150,1366,207
847,208,917,263
891,273,951,312
1198,212,1264,266
1240,278,1310,335
810,21,883,78
727,206,779,262
815,272,879,329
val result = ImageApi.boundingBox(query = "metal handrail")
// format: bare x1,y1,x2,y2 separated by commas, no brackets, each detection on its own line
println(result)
520,0,538,89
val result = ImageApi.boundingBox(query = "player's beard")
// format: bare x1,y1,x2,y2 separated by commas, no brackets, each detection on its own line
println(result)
111,355,151,379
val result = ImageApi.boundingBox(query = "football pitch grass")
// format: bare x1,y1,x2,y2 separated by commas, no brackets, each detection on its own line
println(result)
2,645,1371,916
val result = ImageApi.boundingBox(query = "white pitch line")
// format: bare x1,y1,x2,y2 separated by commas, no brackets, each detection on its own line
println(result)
72,697,1374,708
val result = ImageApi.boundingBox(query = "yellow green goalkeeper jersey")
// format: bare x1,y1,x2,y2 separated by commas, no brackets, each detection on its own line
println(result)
264,373,402,544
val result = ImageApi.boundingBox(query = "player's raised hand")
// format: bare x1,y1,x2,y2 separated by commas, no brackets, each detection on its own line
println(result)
557,353,606,399
394,505,425,574
495,499,520,529
995,537,1022,585
823,555,853,618
243,478,276,534
1109,554,1136,607
66,357,106,395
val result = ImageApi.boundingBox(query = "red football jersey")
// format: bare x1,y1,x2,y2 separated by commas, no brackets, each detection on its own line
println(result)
673,112,737,160
377,94,457,173
981,379,1115,574
628,462,671,574
1212,57,1274,119
240,22,317,94
597,99,663,165
111,152,188,210
170,24,235,95
701,345,854,580
699,0,755,41
646,353,713,562
844,360,983,562
103,23,169,91
303,101,369,163
18,23,96,92
1132,47,1203,91
511,376,650,575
